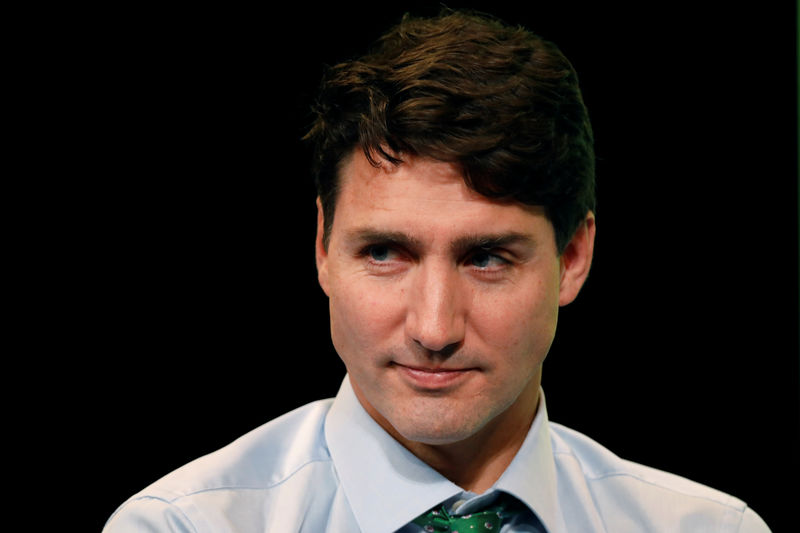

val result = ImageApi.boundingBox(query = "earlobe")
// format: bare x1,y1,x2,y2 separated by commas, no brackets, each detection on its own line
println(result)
558,212,596,306
315,197,331,297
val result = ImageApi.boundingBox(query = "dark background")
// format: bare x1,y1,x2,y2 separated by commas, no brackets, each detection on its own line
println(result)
59,2,797,530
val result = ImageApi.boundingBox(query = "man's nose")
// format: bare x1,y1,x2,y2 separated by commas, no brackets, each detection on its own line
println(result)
405,261,467,354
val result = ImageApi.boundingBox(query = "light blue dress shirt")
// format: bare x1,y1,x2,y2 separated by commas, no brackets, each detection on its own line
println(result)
104,376,770,532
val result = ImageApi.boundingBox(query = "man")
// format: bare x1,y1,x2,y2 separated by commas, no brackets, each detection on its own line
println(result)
104,9,770,532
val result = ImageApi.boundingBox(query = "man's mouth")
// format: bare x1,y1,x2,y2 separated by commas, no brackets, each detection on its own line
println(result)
392,363,477,390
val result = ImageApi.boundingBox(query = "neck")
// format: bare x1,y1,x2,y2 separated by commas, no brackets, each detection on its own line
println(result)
385,379,541,494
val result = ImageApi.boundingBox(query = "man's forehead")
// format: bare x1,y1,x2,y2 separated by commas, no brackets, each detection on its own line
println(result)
337,149,510,210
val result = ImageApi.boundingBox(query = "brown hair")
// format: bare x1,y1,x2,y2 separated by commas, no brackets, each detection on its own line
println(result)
305,9,595,253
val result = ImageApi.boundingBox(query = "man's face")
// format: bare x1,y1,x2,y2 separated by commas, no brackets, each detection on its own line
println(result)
316,149,592,447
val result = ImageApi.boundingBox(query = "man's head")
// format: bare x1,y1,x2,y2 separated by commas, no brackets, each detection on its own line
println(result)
308,10,596,451
306,9,595,255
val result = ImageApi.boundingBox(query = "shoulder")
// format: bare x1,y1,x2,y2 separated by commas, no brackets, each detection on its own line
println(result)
548,422,771,532
137,398,335,501
104,399,337,532
548,421,741,504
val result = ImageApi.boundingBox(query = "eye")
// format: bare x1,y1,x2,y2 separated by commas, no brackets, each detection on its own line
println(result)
359,243,407,276
367,244,393,262
469,250,509,269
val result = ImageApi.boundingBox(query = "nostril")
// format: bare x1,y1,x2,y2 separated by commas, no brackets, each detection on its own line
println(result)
435,341,461,358
413,338,461,358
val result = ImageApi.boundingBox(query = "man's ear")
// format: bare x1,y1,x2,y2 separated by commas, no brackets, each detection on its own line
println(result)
558,212,596,306
315,197,331,297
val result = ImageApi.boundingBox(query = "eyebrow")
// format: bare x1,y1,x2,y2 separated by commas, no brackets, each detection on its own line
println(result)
344,228,535,256
449,232,536,257
345,229,424,250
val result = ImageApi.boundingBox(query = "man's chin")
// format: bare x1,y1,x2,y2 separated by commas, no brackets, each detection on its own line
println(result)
351,376,495,447
388,414,488,448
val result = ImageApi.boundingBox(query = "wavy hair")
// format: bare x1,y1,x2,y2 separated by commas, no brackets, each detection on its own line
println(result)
305,9,595,253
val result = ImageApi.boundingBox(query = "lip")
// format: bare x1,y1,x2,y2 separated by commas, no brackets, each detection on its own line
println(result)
394,363,476,390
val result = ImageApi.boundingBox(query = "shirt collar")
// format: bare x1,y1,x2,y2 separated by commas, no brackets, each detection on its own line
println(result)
493,389,565,533
325,375,562,533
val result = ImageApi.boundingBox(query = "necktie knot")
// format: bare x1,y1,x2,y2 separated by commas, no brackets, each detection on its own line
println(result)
412,498,520,532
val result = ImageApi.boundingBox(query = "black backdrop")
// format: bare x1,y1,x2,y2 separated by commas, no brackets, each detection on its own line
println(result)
73,2,798,530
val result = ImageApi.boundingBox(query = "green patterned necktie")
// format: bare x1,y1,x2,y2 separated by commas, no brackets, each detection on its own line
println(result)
412,498,519,532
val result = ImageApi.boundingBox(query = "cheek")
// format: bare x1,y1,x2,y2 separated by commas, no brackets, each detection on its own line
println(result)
473,279,560,360
328,279,404,363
